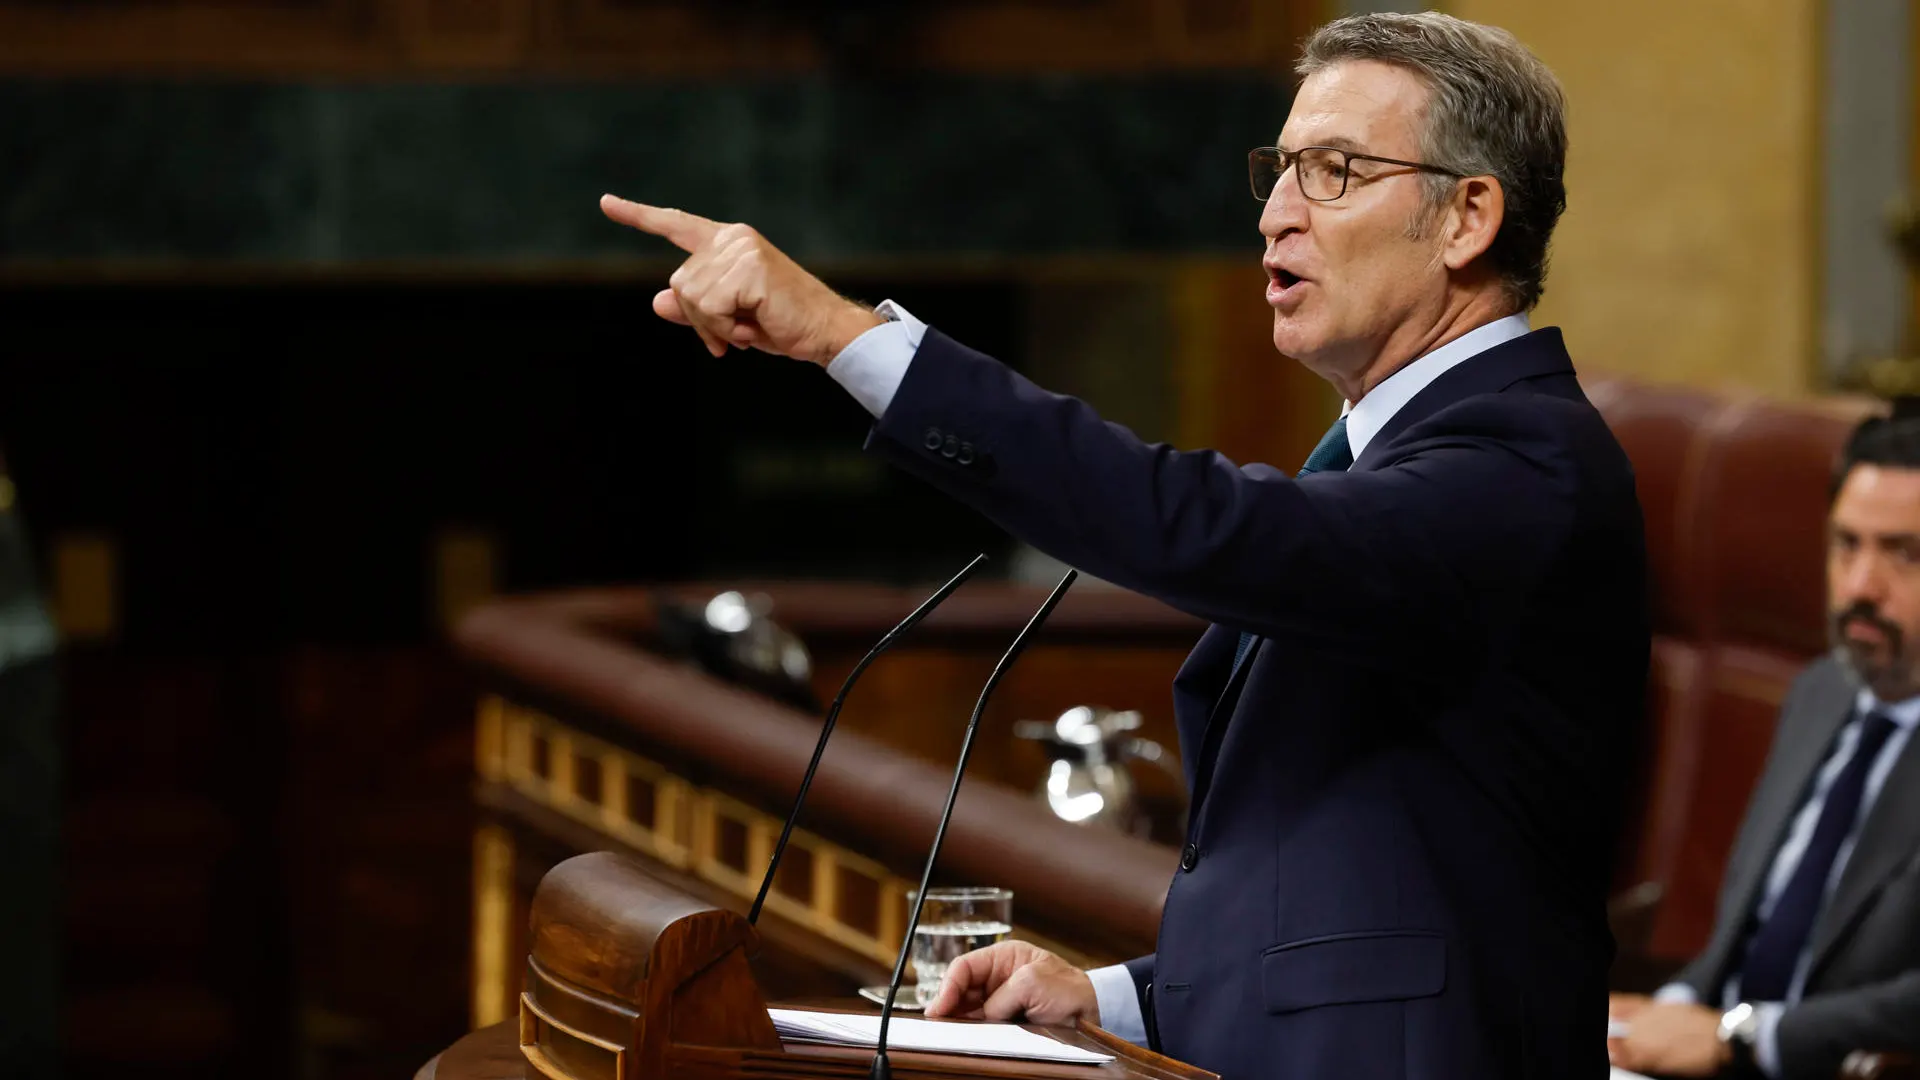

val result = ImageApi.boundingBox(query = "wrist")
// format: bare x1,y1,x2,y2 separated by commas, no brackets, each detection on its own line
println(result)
815,302,886,367
1718,1002,1758,1072
1078,969,1099,1026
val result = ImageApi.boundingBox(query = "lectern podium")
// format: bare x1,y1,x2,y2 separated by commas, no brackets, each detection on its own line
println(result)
442,850,1214,1080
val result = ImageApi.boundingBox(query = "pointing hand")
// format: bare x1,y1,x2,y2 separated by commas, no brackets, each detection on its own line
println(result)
600,194,883,365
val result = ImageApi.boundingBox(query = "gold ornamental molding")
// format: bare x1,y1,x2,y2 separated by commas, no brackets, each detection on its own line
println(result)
471,693,1097,1021
478,696,1100,967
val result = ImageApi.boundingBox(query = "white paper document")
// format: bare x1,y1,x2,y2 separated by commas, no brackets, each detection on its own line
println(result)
768,1008,1114,1066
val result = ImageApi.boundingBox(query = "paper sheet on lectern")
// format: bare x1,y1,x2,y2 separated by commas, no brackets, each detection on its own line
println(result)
768,1008,1114,1065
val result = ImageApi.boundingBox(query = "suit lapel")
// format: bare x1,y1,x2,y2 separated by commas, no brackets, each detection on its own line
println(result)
1181,329,1577,810
1808,728,1920,977
1353,328,1576,472
1172,624,1239,796
1187,641,1256,820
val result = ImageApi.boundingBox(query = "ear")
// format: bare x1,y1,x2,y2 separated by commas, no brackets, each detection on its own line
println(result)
1439,176,1504,271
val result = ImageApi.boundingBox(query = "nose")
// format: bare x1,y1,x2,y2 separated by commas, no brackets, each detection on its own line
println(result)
1837,548,1892,608
1259,165,1308,241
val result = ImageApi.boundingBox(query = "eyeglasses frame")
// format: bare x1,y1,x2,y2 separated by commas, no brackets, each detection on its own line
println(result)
1248,145,1469,203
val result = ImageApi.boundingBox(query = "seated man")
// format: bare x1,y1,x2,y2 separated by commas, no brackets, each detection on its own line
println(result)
1608,410,1920,1079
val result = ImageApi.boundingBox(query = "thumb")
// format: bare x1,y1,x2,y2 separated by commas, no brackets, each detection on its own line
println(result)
924,948,991,1018
653,289,690,326
651,289,724,355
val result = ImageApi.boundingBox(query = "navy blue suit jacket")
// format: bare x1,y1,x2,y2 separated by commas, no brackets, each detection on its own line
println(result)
865,326,1650,1080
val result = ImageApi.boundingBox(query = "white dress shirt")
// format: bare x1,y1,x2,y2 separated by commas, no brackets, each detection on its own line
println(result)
1652,691,1920,1077
827,302,1533,1043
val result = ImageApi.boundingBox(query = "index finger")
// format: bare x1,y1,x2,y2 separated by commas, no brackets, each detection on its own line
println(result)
600,194,721,253
923,947,998,1017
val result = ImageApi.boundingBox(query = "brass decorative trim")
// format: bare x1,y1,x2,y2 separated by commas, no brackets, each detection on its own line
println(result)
472,823,516,1029
479,695,1100,969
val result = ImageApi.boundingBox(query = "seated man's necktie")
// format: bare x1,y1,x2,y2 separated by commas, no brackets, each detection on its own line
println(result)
1735,710,1900,1001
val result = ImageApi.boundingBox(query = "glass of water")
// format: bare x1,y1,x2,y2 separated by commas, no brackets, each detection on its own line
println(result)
910,886,1013,1006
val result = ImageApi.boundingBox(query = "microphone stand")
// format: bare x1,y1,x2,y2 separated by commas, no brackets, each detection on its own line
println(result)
870,568,1079,1080
747,553,990,927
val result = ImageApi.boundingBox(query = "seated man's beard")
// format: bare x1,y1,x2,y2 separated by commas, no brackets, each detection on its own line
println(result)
1831,599,1914,694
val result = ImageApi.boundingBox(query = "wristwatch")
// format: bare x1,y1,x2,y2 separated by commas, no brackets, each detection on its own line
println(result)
1718,1002,1760,1071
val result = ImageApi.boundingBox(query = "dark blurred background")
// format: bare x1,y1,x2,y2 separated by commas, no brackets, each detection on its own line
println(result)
0,0,1904,1078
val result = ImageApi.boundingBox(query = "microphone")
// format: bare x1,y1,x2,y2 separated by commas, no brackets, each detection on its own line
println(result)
871,568,1079,1080
747,553,990,927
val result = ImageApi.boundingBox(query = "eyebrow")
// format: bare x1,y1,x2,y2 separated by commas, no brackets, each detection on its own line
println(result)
1278,134,1369,154
1832,526,1920,547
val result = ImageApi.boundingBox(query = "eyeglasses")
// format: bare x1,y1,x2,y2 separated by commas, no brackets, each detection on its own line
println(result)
1248,146,1466,202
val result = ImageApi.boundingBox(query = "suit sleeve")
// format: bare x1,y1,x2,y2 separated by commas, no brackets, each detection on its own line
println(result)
1775,973,1920,1078
1123,953,1155,1001
867,330,1578,653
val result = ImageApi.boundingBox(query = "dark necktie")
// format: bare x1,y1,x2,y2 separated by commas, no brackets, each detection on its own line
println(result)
1230,416,1353,674
1736,710,1900,1001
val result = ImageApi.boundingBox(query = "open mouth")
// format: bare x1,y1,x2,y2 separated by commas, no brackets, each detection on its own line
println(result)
1266,267,1306,306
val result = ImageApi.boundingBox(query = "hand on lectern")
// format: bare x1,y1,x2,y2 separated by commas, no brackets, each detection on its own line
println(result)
600,195,884,365
922,940,1100,1027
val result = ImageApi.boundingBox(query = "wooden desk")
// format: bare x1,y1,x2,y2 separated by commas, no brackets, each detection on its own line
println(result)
420,1017,1920,1080
419,1008,1211,1080
457,583,1187,1027
417,1022,523,1080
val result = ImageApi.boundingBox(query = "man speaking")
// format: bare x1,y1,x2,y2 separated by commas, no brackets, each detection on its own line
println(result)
603,12,1649,1080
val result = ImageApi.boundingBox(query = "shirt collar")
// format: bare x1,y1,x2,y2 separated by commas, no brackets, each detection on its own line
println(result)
1343,315,1533,459
1854,688,1920,732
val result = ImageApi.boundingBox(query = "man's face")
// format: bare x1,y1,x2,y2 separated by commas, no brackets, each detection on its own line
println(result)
1828,464,1920,699
1261,60,1454,380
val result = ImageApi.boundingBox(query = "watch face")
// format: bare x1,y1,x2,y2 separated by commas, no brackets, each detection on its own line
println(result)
1719,1002,1755,1044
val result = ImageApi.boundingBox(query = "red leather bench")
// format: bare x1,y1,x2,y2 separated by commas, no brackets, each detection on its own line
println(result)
1586,376,1879,959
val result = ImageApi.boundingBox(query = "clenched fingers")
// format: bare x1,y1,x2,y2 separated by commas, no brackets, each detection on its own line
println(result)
923,941,1023,1018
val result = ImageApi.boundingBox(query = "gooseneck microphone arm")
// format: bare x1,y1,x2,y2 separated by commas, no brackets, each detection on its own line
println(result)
746,553,990,927
870,568,1079,1080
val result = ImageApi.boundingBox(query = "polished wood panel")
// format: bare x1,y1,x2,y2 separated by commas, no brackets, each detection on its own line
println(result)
416,983,1920,1080
456,582,1193,1029
425,1018,1228,1080
437,851,1218,1080
423,1022,527,1080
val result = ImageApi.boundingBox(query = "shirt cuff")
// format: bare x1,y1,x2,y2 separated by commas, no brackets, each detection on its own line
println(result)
825,299,927,418
1086,963,1148,1047
1652,982,1699,1005
1752,1002,1786,1078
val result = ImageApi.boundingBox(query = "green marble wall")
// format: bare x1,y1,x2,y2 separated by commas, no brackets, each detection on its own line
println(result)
0,74,1291,261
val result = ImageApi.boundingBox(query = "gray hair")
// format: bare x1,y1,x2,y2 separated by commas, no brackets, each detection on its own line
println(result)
1298,12,1567,312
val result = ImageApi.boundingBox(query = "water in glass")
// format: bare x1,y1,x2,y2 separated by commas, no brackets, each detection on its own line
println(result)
909,887,1013,1006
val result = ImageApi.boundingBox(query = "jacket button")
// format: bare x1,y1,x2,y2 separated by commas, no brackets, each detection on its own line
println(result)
1180,844,1198,872
942,435,960,459
956,442,975,466
923,428,943,451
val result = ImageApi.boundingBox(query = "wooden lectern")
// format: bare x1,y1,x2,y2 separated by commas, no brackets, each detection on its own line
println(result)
481,851,1213,1080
